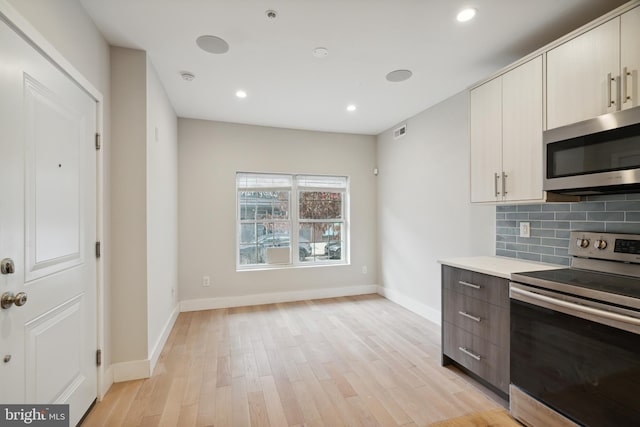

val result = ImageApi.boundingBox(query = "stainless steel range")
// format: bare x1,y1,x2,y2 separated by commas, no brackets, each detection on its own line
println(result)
509,231,640,427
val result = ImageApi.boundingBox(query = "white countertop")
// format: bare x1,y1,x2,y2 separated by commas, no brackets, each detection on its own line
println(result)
437,256,564,279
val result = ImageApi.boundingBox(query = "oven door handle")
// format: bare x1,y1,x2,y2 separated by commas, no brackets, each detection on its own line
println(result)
510,285,640,335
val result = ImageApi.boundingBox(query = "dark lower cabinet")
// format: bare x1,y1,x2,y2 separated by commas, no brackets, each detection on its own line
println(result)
441,265,510,396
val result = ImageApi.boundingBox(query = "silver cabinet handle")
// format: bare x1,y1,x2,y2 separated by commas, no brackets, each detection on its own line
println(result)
458,347,481,361
458,311,482,322
623,67,631,104
458,280,481,290
502,171,507,196
494,173,500,197
607,72,615,108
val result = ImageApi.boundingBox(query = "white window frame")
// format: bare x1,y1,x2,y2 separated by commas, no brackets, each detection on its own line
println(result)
236,172,349,270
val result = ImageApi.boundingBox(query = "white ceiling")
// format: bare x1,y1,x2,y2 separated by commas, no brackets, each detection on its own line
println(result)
80,0,629,135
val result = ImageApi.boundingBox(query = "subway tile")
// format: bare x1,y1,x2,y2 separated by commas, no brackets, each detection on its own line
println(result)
626,212,640,222
587,211,625,222
542,203,570,212
517,252,541,262
539,221,570,229
496,249,517,258
497,227,519,235
516,237,541,245
555,247,569,257
570,202,605,212
529,212,555,220
497,205,518,213
540,238,570,247
606,201,640,212
496,242,506,250
605,223,640,234
540,255,571,266
497,220,517,227
517,204,542,212
531,229,556,238
529,221,543,229
506,212,530,220
528,245,555,255
555,230,570,238
506,243,528,252
496,213,506,220
571,221,605,232
496,235,517,243
556,212,587,221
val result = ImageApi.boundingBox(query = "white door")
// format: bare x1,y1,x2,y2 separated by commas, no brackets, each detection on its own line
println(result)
0,16,97,426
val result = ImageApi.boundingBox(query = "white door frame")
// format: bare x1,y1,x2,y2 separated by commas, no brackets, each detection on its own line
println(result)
0,0,108,399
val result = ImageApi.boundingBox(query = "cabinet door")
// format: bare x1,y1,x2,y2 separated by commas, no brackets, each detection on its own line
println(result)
470,78,502,203
502,56,543,202
621,6,640,110
547,18,620,129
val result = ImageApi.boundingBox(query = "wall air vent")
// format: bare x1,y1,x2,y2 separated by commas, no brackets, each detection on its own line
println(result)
393,124,407,140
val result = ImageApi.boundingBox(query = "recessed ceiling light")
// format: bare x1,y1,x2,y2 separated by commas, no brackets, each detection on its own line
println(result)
347,104,357,112
236,90,247,99
196,35,229,54
313,47,329,58
457,8,477,22
180,71,195,81
386,69,413,82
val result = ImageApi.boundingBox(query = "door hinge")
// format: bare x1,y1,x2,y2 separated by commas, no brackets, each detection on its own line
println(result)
95,133,101,150
95,241,101,259
96,349,102,367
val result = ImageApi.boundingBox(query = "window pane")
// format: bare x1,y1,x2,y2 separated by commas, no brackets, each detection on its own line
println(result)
237,173,292,189
296,175,347,190
299,191,342,220
239,191,289,220
299,222,342,261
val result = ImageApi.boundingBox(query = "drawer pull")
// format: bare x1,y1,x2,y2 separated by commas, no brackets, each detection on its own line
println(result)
458,346,482,361
458,280,481,290
458,311,482,322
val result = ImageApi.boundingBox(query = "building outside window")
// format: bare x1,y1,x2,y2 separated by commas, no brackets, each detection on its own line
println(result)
237,172,348,269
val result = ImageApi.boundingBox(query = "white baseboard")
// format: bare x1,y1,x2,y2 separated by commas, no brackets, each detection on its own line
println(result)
112,359,151,383
376,286,441,326
180,284,378,312
149,304,179,375
98,365,113,400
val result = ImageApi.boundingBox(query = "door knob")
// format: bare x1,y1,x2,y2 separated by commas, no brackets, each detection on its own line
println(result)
1,258,15,275
1,292,27,309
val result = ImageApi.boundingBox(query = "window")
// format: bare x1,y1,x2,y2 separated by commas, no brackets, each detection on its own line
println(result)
237,172,348,269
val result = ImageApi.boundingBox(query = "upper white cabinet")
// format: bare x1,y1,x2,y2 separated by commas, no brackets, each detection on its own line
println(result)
547,6,640,129
621,6,640,111
470,56,543,203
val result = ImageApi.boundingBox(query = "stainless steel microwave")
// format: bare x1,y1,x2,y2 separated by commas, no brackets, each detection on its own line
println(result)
543,106,640,195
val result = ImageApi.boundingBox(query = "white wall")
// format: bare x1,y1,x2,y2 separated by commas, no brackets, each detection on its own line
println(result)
376,91,495,323
146,58,178,357
110,47,148,363
7,0,113,369
178,119,377,303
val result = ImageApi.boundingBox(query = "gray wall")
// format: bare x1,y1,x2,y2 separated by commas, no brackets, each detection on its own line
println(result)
497,194,640,265
376,91,495,323
178,119,378,301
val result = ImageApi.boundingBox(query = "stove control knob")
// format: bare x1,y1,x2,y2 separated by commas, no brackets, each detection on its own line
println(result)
594,239,608,250
576,238,590,248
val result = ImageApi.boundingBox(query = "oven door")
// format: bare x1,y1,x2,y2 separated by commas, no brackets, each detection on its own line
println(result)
509,283,640,427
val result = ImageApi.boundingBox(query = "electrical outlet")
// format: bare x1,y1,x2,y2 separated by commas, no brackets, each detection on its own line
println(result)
520,222,531,238
202,276,211,287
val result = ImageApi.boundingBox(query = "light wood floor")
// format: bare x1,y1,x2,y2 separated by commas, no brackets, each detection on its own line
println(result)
82,294,507,427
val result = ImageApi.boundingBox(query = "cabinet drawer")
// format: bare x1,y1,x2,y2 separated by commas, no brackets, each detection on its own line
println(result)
443,289,509,347
442,265,509,308
443,321,509,393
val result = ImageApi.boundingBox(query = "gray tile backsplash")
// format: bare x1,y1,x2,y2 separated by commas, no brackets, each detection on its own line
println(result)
495,194,640,266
